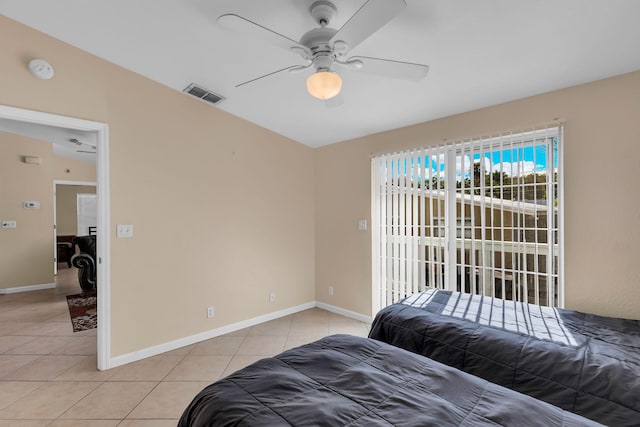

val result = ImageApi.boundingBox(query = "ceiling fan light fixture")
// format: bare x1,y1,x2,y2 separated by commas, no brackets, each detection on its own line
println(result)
306,71,342,100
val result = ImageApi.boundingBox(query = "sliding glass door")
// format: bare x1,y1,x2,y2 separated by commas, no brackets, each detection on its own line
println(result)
372,126,562,312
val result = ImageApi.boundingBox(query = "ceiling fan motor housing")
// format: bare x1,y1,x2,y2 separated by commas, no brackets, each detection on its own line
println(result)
300,27,339,72
300,27,337,53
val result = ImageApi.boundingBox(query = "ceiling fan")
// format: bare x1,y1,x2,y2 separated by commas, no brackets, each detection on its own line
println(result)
69,138,96,154
218,0,429,100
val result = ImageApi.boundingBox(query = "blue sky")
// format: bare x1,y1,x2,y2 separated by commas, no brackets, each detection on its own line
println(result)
452,142,558,179
388,138,559,180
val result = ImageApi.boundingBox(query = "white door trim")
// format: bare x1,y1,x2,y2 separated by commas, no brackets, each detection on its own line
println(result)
0,105,111,371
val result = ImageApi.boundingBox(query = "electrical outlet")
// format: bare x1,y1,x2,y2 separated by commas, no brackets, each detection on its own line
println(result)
328,286,334,296
269,292,276,303
207,306,214,318
117,224,133,238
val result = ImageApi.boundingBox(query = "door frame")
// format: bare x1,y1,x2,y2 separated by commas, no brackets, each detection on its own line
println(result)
0,105,111,371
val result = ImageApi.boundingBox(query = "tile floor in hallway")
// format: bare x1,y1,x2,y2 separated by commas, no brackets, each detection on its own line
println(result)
0,266,370,426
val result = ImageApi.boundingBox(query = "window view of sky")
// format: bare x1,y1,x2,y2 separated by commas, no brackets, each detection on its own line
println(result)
456,143,555,179
387,136,559,182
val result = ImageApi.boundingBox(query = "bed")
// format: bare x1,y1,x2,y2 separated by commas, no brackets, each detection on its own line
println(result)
369,289,640,426
179,334,601,426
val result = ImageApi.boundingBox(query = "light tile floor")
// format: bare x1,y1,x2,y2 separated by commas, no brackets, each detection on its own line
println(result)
0,266,370,425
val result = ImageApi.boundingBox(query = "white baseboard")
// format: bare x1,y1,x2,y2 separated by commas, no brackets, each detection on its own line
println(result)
0,283,55,295
107,301,316,369
106,300,373,370
315,301,373,324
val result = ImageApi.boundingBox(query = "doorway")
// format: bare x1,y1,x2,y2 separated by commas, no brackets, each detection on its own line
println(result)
0,104,110,370
53,181,97,276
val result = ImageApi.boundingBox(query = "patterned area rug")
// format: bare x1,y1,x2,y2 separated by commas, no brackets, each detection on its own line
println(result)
66,290,97,332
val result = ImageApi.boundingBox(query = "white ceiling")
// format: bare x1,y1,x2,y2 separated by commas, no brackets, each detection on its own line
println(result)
0,118,97,163
2,0,640,148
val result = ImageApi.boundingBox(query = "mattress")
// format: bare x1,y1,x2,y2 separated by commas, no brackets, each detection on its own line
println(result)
369,289,640,426
179,334,601,426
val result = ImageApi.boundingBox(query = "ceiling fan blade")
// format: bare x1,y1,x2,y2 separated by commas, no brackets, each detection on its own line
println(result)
350,56,429,81
69,138,96,149
330,0,406,51
334,58,364,71
236,65,306,88
288,62,314,74
218,14,308,54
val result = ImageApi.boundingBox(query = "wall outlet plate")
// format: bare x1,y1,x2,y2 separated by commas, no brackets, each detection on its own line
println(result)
269,292,276,303
2,221,17,229
207,306,214,318
116,224,133,238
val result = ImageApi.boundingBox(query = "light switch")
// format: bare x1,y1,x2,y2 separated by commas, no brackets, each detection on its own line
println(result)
24,201,40,209
358,219,367,231
117,224,133,238
2,220,17,229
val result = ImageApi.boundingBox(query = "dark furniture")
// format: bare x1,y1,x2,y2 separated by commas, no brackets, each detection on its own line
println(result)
179,335,600,427
71,235,97,291
369,289,640,426
56,235,75,268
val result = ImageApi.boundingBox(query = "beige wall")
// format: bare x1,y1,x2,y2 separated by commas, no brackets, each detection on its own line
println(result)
56,184,96,236
315,70,640,321
0,131,96,289
1,16,316,357
3,14,639,363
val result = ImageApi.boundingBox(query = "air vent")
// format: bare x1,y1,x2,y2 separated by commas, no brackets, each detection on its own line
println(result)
183,83,225,105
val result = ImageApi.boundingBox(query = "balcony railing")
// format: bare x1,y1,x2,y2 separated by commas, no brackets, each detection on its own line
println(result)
378,235,559,308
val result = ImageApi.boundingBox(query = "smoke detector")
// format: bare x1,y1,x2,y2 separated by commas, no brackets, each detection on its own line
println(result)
28,59,54,80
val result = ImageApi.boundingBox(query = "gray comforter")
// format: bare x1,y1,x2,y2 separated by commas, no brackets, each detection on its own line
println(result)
179,334,601,426
369,289,640,426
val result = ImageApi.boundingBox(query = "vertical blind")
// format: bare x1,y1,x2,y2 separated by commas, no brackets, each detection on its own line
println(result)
77,193,97,236
372,125,562,312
